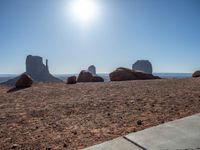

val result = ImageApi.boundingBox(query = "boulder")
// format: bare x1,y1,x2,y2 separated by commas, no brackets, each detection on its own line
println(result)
77,70,105,82
192,71,200,78
88,65,96,75
67,76,77,84
15,73,33,88
92,76,104,82
109,67,160,81
77,70,93,82
132,60,153,74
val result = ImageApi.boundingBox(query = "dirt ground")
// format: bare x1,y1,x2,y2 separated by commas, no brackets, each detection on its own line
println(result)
0,78,200,150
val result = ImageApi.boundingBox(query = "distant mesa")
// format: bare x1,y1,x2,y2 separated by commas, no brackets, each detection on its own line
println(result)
192,70,200,78
132,60,153,74
26,55,60,82
2,55,60,86
109,67,160,81
88,65,96,76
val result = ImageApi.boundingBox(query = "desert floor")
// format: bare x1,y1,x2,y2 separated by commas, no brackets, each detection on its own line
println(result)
0,78,200,149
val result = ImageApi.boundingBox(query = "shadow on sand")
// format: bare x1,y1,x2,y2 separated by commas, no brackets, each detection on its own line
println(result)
7,87,29,93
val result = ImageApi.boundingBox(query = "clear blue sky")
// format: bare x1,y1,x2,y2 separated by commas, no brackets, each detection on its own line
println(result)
0,0,200,74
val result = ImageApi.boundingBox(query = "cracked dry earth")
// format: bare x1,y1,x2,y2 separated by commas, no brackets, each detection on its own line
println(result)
0,78,200,149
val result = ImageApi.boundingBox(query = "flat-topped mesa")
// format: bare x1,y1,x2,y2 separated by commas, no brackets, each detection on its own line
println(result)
26,55,49,76
132,60,153,74
88,65,96,76
25,55,60,82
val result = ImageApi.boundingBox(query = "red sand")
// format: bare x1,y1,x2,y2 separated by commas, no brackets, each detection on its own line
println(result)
0,78,200,149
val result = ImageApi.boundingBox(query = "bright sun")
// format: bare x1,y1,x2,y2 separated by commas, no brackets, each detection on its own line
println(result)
69,0,99,25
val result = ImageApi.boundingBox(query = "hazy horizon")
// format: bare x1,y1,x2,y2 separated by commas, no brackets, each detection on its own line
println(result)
0,0,200,74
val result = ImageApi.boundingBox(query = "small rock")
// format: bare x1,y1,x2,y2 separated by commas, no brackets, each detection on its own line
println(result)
72,131,77,135
136,120,143,125
63,143,68,148
11,144,18,149
161,120,165,124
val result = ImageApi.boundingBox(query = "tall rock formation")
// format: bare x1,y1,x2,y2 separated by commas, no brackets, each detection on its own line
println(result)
132,60,153,74
25,55,59,82
1,55,60,86
88,65,96,76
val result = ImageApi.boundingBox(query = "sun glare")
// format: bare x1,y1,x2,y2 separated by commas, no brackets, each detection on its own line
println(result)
69,0,99,25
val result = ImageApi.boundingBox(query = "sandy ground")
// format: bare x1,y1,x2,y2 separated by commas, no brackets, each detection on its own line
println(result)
0,78,200,150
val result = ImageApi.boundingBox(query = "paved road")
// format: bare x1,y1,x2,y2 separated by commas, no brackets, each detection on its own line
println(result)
83,113,200,150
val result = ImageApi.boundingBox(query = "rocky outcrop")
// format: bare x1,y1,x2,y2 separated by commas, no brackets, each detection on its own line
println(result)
15,73,33,88
109,67,160,81
192,71,200,78
67,76,77,84
88,65,96,75
1,55,60,86
77,70,104,82
132,60,153,74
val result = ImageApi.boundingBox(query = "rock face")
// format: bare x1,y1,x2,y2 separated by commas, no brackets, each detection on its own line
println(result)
109,67,160,81
88,65,96,75
77,70,104,82
132,60,153,74
192,71,200,78
15,73,33,88
26,55,60,82
67,76,77,84
77,71,93,82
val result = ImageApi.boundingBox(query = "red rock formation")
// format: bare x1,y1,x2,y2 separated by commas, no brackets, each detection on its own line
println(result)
77,71,93,82
109,67,160,81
